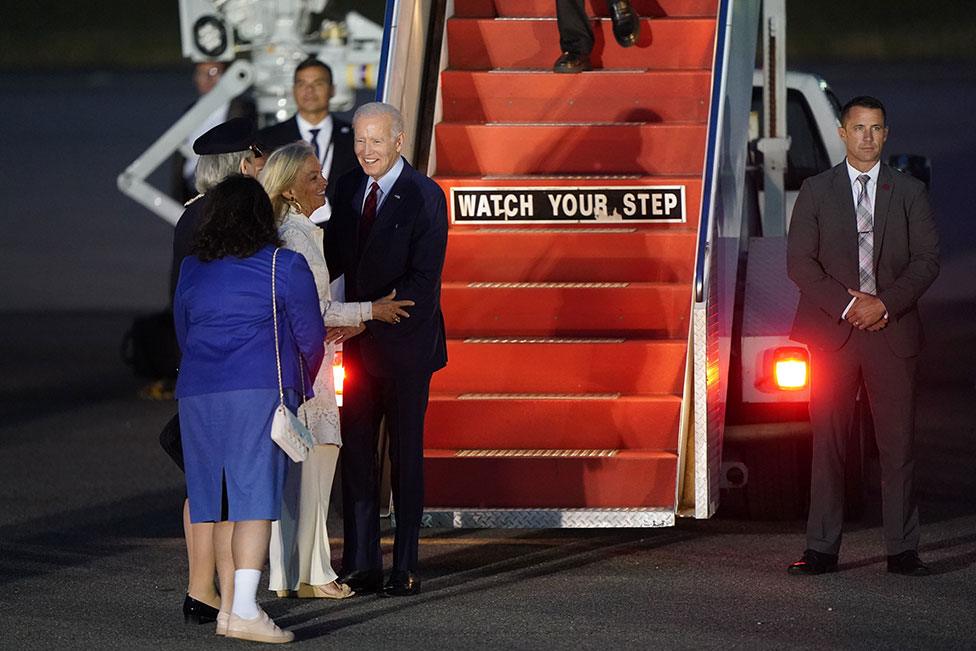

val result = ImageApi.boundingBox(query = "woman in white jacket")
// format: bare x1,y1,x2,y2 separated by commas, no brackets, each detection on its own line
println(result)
260,142,413,599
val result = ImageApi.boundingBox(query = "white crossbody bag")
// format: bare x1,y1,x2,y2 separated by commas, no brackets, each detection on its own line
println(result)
269,248,314,462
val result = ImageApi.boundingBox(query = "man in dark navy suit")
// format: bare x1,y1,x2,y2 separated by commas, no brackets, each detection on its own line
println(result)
326,102,448,597
258,57,357,224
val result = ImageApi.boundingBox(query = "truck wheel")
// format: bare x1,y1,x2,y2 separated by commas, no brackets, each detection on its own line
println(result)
719,424,812,520
719,408,872,522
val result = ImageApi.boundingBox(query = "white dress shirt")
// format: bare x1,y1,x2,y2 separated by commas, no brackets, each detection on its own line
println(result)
361,156,405,214
296,113,334,175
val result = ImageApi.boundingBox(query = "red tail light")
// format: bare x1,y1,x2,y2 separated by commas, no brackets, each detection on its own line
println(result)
772,347,809,390
333,350,345,407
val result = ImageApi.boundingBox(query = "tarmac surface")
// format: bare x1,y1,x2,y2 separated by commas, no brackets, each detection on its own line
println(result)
3,307,974,650
2,64,976,649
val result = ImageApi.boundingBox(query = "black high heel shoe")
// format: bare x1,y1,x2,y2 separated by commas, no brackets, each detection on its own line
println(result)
183,594,220,625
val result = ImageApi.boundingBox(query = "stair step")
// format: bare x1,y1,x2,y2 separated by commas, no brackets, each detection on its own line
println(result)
455,448,619,457
441,70,710,123
442,280,690,337
447,17,716,70
426,392,680,449
424,449,678,508
432,337,686,393
435,123,706,176
453,0,718,18
442,226,697,282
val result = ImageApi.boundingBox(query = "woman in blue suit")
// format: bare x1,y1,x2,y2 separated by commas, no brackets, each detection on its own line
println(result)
174,175,325,644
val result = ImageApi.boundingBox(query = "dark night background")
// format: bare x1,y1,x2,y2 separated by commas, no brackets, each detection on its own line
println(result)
0,2,974,648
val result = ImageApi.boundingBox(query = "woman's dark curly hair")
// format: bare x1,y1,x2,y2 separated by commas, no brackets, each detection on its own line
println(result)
191,175,281,261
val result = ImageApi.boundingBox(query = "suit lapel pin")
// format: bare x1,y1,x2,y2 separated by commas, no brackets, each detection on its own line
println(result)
882,183,890,190
394,194,401,200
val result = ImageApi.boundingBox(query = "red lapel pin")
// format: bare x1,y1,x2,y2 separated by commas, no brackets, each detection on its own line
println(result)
882,183,890,190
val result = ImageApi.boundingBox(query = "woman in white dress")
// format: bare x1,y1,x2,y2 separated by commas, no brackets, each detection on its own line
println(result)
260,142,414,598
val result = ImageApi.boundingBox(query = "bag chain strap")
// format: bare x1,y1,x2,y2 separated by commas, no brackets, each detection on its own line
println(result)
271,248,306,409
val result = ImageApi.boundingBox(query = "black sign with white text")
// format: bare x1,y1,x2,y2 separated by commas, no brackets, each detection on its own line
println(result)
450,186,686,224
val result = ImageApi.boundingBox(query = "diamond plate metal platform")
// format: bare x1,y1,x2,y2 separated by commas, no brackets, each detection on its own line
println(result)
462,337,627,344
456,392,621,400
474,227,638,233
421,508,675,528
454,449,619,458
466,281,630,288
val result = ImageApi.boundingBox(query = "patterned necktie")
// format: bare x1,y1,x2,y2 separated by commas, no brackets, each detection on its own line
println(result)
359,181,380,253
308,128,321,160
855,174,876,294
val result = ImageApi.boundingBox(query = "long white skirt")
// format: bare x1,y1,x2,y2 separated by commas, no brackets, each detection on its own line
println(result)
267,444,340,590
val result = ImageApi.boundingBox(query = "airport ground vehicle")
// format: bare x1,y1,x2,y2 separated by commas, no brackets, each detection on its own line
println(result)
118,0,386,226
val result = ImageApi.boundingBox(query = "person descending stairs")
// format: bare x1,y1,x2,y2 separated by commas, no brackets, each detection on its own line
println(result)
554,0,643,73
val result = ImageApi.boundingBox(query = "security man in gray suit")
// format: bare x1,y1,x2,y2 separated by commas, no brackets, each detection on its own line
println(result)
786,96,939,577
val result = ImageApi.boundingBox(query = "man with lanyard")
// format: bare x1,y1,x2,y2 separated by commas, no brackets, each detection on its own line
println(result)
259,57,357,225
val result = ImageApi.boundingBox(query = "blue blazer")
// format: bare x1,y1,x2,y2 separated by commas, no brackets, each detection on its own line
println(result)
174,245,326,398
326,160,448,377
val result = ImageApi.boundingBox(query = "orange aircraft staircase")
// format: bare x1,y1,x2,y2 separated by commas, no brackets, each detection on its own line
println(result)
418,0,720,527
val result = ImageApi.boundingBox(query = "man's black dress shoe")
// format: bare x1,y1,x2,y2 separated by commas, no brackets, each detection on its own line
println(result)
339,569,384,594
183,594,219,625
379,570,421,597
887,550,931,576
608,0,641,47
553,52,591,73
787,549,839,575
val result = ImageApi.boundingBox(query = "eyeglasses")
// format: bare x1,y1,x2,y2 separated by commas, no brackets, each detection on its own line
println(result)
249,144,265,158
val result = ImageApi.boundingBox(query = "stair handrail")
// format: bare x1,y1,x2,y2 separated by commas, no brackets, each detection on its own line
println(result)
375,0,399,103
684,0,762,519
375,0,448,174
694,0,734,304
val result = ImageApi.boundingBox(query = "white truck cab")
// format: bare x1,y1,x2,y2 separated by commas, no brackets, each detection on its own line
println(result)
750,70,846,231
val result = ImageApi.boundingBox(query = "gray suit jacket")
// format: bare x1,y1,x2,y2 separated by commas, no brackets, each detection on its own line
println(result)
787,162,939,357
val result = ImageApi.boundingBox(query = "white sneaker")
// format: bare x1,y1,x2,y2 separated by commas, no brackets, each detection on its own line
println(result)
226,608,294,644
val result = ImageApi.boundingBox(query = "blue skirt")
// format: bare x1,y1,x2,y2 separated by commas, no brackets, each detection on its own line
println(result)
180,388,297,523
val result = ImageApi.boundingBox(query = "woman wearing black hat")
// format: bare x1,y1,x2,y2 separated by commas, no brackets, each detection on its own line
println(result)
171,117,266,297
174,175,324,643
